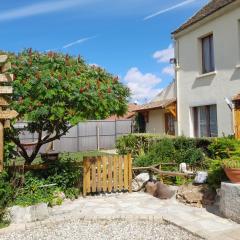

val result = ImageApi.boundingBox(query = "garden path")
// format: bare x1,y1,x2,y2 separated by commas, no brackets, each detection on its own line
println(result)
2,192,240,240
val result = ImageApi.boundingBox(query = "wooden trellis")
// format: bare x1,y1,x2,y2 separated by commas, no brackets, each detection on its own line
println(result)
0,55,18,172
83,154,132,196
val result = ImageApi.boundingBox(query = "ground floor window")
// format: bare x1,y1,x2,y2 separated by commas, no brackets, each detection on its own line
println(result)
193,104,218,137
165,113,175,135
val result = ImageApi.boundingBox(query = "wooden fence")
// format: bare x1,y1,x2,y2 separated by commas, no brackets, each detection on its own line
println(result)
83,155,132,196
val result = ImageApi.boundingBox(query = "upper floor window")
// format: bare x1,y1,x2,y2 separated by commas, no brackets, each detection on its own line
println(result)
202,34,215,73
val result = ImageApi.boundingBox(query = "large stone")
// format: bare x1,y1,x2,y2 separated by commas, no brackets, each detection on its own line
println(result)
177,184,215,208
145,181,175,199
9,203,49,224
219,182,240,223
132,173,156,191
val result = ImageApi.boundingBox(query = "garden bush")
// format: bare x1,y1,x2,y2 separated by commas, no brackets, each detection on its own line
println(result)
204,158,227,190
12,172,57,207
116,133,171,157
0,172,14,226
134,138,175,167
208,138,238,159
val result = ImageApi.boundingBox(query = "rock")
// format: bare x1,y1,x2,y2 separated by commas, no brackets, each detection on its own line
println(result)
132,173,156,191
194,171,208,184
9,205,32,224
177,184,216,208
145,181,175,199
219,182,240,223
31,203,49,221
9,203,49,224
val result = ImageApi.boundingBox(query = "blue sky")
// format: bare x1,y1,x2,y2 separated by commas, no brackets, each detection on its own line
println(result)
0,0,208,103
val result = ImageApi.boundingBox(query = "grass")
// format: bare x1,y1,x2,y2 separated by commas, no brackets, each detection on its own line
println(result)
8,150,106,166
0,221,10,229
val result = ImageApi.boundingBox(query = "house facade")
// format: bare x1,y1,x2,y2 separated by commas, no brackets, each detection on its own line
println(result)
173,0,240,138
135,81,177,135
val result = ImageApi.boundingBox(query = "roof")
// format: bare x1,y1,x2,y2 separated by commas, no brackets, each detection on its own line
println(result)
106,103,140,120
134,98,176,112
233,93,240,101
173,0,237,35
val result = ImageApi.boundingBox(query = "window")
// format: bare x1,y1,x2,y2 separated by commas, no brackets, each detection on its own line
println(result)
202,34,215,73
193,105,218,137
165,113,175,135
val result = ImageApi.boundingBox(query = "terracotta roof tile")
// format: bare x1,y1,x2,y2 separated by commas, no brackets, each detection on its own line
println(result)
105,103,139,120
135,98,176,112
173,0,237,35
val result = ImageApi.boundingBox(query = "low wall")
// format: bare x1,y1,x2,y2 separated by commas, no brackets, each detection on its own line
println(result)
219,182,240,223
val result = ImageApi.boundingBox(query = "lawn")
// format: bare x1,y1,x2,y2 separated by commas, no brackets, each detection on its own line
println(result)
8,151,106,166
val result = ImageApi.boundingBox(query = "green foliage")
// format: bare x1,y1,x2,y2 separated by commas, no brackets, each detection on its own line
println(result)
43,156,82,191
3,141,16,164
133,137,205,167
13,173,56,207
0,172,14,225
116,133,166,157
208,138,237,159
173,137,205,166
204,158,227,190
134,138,175,167
64,187,80,200
222,157,240,169
5,49,130,164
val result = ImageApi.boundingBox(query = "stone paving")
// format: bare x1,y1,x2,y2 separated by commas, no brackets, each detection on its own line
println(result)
1,192,240,240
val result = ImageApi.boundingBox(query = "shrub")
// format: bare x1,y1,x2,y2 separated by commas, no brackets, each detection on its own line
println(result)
134,136,205,167
13,172,57,207
204,158,227,190
173,137,205,166
0,172,14,225
116,133,164,157
208,138,237,159
134,138,175,167
44,156,82,192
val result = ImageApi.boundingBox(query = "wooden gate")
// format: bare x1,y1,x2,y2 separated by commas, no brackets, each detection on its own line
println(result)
235,101,240,139
83,154,132,196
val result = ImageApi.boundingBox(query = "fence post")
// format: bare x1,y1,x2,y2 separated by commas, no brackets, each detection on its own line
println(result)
0,121,3,172
96,125,100,150
128,154,132,193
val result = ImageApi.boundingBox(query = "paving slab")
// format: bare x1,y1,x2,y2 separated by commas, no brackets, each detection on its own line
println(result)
1,192,240,239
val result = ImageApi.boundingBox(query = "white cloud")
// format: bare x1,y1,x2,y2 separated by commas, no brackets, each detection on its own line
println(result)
0,0,91,22
153,44,174,63
123,67,162,103
62,36,96,49
162,65,174,77
144,0,197,20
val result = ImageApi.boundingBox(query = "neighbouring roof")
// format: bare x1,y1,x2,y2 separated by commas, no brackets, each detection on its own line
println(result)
233,93,240,101
106,103,140,120
173,0,237,35
134,98,176,112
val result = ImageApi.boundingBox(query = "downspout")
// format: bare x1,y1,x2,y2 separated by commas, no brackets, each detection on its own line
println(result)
173,36,181,136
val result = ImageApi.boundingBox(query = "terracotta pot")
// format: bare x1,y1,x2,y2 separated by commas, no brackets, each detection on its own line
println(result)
224,167,240,183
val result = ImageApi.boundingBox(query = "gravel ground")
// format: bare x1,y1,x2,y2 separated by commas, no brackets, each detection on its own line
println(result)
1,219,202,240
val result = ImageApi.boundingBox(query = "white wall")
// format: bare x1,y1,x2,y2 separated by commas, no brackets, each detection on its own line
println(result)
146,109,165,134
175,4,240,137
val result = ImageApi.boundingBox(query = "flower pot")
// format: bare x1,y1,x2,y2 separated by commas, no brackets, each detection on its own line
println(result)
224,167,240,183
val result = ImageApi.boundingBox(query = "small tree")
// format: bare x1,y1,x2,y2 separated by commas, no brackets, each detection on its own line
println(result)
5,49,129,165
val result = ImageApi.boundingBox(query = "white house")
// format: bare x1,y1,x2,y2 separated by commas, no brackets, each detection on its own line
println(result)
172,0,240,138
135,81,177,135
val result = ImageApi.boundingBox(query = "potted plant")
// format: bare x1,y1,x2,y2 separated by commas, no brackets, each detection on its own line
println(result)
222,157,240,183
